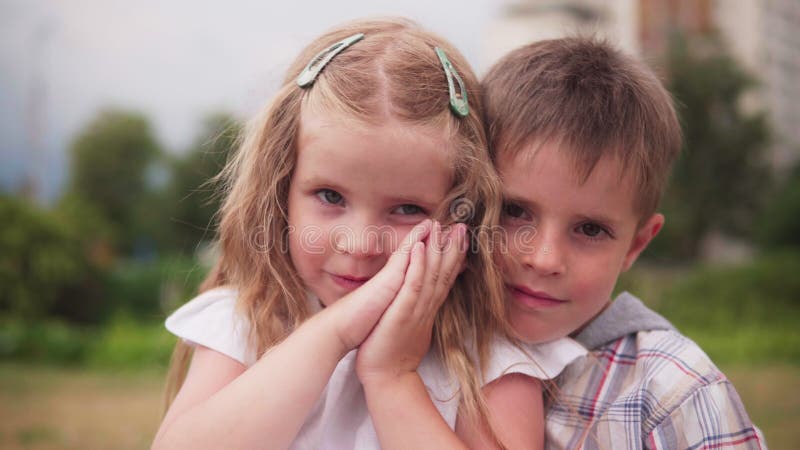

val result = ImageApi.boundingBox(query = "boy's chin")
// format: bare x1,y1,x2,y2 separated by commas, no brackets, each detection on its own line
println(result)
508,319,574,344
508,300,612,344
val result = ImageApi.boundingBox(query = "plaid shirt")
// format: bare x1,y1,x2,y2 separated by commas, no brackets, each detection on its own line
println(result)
545,293,766,450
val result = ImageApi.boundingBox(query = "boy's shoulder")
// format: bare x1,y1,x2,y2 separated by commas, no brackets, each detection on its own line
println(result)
545,293,765,449
574,292,726,389
564,293,733,417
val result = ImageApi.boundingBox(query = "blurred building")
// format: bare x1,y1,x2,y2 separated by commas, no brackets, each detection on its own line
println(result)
482,0,799,169
480,0,640,69
645,0,800,170
717,0,800,170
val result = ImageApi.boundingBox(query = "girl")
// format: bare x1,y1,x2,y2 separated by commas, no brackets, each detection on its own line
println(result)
153,18,584,450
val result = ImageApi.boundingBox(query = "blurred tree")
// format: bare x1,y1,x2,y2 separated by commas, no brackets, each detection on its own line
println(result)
56,193,116,268
164,113,240,254
756,162,800,250
0,195,96,320
65,109,162,255
649,32,771,260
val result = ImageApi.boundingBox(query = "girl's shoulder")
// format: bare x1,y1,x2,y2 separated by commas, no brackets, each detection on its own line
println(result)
165,286,257,366
483,337,588,384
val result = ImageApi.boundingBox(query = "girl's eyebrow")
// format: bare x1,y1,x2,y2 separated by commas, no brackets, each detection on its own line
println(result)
296,174,345,188
300,175,441,208
385,194,439,209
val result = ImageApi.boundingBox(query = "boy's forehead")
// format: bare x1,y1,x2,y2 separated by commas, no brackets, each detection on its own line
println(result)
497,141,640,220
497,138,629,187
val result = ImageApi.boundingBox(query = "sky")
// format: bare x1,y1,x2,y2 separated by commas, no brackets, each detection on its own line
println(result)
0,0,502,202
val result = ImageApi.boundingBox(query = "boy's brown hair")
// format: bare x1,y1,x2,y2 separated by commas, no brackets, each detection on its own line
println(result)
482,37,681,222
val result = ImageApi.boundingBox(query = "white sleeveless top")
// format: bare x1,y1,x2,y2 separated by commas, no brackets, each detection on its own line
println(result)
166,287,586,450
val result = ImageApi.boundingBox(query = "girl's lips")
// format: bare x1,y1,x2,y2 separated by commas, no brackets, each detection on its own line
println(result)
329,273,370,290
507,284,567,309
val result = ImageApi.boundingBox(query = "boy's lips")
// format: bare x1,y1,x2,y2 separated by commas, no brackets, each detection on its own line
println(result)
507,284,567,309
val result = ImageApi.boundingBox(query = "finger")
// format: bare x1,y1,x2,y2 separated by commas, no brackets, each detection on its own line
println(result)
435,223,468,301
420,221,444,303
388,240,427,318
399,219,433,253
365,219,431,290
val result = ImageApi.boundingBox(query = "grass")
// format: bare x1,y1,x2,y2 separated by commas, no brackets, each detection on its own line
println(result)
0,364,164,450
724,364,800,449
0,363,797,449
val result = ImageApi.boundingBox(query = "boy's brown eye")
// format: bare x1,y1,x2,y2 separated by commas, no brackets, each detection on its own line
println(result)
504,203,525,218
580,223,603,237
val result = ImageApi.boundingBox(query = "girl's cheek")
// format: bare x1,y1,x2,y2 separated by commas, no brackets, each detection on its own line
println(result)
291,224,328,256
390,224,416,254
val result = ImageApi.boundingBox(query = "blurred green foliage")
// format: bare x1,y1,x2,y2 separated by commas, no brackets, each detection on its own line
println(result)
0,317,88,365
104,257,209,321
0,253,206,367
0,195,96,320
649,32,771,260
85,315,177,369
756,163,800,250
618,251,800,365
0,315,175,368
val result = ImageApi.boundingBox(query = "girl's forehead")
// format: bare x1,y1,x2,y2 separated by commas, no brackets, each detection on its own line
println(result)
298,107,454,160
295,110,454,203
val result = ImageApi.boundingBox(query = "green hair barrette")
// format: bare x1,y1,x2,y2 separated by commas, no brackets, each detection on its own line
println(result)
435,47,469,118
296,33,365,88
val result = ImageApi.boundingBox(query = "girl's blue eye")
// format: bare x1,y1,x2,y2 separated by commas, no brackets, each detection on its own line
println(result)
393,204,424,215
317,189,343,205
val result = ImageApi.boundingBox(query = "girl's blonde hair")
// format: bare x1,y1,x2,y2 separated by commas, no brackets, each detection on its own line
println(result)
164,17,508,427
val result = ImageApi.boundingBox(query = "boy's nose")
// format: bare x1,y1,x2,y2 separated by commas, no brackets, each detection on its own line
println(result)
516,226,566,276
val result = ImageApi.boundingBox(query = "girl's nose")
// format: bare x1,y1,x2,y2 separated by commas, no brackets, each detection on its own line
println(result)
332,222,388,258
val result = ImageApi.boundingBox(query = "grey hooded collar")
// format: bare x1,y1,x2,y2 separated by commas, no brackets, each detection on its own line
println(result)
572,292,676,350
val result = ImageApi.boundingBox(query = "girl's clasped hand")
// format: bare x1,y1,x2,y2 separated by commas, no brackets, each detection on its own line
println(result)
355,221,468,386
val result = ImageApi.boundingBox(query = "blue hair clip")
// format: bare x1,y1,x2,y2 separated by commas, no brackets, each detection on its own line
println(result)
296,33,365,88
435,47,469,118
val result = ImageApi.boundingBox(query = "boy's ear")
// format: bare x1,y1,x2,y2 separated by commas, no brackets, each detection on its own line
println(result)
622,213,664,272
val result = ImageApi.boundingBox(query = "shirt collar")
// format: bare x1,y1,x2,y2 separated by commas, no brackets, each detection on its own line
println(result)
573,291,676,350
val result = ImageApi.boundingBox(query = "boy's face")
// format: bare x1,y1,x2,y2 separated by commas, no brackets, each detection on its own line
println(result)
497,141,663,343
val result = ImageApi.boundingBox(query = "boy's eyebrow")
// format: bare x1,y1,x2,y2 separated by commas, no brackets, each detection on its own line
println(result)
502,192,539,210
503,193,623,227
574,213,622,228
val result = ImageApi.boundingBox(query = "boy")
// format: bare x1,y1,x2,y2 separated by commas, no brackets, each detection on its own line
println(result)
482,38,766,449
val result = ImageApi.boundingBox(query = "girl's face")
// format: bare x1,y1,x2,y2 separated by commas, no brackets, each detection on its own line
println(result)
287,109,453,306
